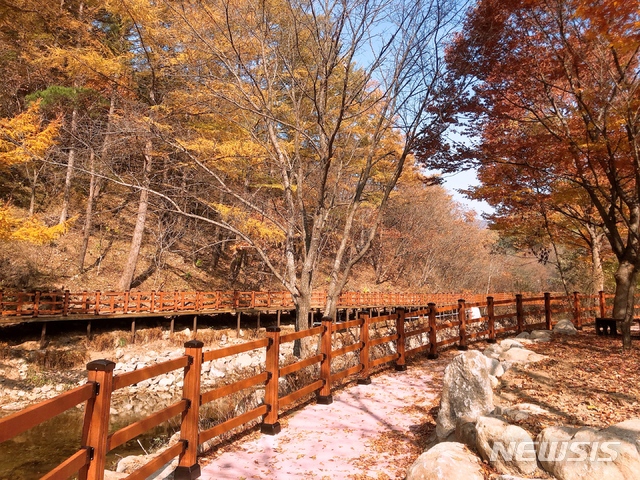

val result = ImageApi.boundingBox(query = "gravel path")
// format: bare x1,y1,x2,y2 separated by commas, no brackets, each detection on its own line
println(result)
199,356,448,479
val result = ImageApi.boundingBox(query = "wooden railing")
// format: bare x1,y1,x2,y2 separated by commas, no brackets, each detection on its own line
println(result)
0,288,522,322
0,291,603,480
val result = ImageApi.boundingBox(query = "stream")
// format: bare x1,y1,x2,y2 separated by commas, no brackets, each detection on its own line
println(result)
0,408,179,479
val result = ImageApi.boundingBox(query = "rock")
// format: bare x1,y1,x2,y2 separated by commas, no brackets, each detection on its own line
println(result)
484,344,505,360
515,332,530,339
498,348,544,364
553,319,577,335
536,423,640,480
495,403,549,423
490,375,500,389
500,339,524,350
530,330,552,340
104,471,128,480
157,374,175,387
485,357,505,377
603,418,640,445
455,416,478,448
476,415,537,476
406,442,485,480
436,351,494,440
493,476,546,480
234,353,253,369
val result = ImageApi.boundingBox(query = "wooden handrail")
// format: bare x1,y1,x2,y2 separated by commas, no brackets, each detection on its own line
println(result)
124,442,185,480
108,400,188,451
199,405,268,444
279,325,323,343
201,372,269,405
112,356,190,391
41,448,91,480
203,338,269,362
0,383,95,443
280,354,323,377
280,379,324,408
332,341,363,357
2,289,599,479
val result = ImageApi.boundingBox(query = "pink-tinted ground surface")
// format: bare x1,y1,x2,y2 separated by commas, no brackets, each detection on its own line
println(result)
199,357,448,479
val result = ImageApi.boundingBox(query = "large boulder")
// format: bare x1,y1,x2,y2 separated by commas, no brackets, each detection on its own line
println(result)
436,351,494,440
406,442,485,480
475,415,537,476
553,319,578,335
536,422,640,480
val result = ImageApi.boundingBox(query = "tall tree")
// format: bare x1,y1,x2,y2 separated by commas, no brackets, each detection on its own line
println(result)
436,0,640,348
142,0,465,338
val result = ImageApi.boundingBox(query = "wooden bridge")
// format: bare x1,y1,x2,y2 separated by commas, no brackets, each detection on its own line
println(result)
0,291,609,480
0,289,521,324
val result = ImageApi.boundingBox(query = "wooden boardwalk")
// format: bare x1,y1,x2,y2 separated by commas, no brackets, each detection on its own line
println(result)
0,289,520,325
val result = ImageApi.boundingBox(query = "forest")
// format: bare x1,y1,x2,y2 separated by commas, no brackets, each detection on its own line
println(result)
0,0,637,337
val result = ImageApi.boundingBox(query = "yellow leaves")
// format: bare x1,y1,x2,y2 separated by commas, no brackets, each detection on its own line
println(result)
0,101,60,166
0,207,73,245
211,203,284,243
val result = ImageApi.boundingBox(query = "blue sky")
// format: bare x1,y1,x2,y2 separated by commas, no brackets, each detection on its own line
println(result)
435,168,494,218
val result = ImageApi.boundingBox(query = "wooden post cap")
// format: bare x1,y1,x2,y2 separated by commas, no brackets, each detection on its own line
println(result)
86,359,116,372
266,326,281,332
183,340,204,348
321,316,333,322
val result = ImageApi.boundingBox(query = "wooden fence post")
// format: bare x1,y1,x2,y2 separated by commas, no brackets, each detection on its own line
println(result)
427,303,438,359
94,291,101,315
63,290,70,316
395,308,407,371
457,299,468,350
262,327,281,434
80,359,115,480
516,294,524,333
487,296,496,343
317,316,333,404
175,340,203,480
573,291,582,329
544,292,552,330
599,290,606,318
33,290,41,318
357,313,371,384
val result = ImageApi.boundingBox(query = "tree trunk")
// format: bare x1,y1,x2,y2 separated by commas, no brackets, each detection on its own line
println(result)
78,149,98,272
79,91,116,272
612,259,638,351
292,288,312,358
117,138,152,290
590,230,605,294
59,105,78,224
